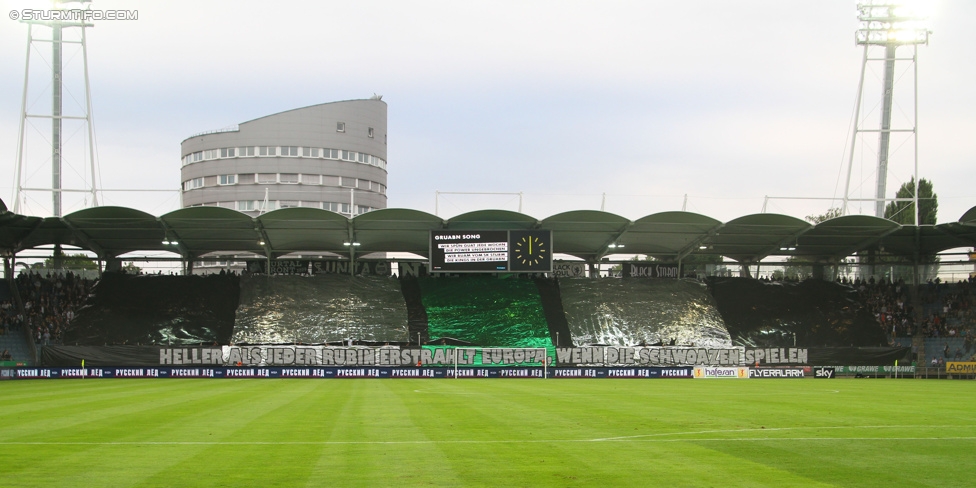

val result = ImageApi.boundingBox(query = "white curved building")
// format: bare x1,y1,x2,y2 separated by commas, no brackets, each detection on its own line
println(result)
180,99,387,216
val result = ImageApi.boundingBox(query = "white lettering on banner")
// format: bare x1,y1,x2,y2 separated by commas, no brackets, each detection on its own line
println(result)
814,367,836,378
553,263,586,278
154,346,811,367
743,348,808,365
625,263,680,279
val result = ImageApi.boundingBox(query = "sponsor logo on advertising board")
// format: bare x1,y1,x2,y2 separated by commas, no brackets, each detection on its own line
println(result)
946,362,976,374
814,367,836,378
748,368,805,378
693,366,749,379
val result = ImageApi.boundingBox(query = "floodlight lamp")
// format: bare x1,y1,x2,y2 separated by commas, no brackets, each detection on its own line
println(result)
344,242,361,247
258,240,265,246
856,1,930,46
699,245,708,250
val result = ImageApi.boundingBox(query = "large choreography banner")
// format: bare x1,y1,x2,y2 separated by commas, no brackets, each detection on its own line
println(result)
41,345,814,367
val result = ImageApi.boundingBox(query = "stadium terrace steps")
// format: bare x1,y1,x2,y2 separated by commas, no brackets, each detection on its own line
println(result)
0,328,33,365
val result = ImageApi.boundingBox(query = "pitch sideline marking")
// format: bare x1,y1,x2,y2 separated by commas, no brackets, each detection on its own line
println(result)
591,424,965,441
7,437,976,446
10,425,975,446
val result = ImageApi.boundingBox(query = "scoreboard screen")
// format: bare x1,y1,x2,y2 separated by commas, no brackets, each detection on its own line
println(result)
429,230,552,273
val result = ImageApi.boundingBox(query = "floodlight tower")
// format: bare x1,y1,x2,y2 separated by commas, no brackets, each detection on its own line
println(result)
13,0,100,216
842,1,930,222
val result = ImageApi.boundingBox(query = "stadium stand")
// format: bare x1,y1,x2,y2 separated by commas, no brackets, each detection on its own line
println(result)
417,274,551,348
558,277,730,348
64,272,237,346
234,274,409,344
709,277,886,347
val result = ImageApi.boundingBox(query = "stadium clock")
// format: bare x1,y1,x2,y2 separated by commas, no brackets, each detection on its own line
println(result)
509,230,552,272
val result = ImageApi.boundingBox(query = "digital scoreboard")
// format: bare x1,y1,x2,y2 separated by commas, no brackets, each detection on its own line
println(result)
429,230,552,273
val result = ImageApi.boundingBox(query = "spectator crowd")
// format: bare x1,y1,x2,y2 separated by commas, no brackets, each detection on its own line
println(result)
13,270,94,347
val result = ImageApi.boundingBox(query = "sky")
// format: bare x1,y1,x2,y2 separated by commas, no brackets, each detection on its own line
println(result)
0,0,973,224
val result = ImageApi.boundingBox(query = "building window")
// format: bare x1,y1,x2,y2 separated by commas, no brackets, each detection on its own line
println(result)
323,202,352,215
191,177,204,189
279,200,300,208
302,147,318,157
237,201,255,211
219,174,236,185
238,173,255,184
257,173,277,184
322,175,340,186
281,146,298,157
203,149,218,160
336,122,345,132
368,127,374,138
239,146,255,157
279,173,299,184
340,177,356,188
191,151,203,162
259,146,276,156
324,148,339,159
220,147,236,158
341,150,356,161
301,174,320,185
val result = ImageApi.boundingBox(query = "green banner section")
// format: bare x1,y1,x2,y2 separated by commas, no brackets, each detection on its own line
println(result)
419,276,552,348
834,365,916,374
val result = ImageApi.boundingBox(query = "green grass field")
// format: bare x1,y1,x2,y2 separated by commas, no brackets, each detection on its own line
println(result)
2,378,974,487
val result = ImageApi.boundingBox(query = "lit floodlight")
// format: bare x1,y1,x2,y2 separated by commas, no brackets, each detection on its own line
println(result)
856,1,930,46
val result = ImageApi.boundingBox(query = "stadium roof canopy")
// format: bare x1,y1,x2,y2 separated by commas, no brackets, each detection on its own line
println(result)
0,204,974,264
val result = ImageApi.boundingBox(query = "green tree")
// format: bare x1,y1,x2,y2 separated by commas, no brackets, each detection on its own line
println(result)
122,262,142,274
43,253,97,270
884,178,937,225
805,207,843,224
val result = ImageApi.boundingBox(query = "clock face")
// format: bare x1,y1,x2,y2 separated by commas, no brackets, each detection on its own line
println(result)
510,231,552,271
513,235,546,266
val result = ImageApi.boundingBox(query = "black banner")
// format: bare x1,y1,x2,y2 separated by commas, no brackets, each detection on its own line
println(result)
622,263,680,279
245,260,393,276
807,347,910,366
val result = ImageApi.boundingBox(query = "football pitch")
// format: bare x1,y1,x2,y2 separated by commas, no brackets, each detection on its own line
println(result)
2,378,974,487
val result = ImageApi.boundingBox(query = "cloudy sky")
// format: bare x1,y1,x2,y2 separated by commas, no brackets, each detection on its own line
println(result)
1,0,973,223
